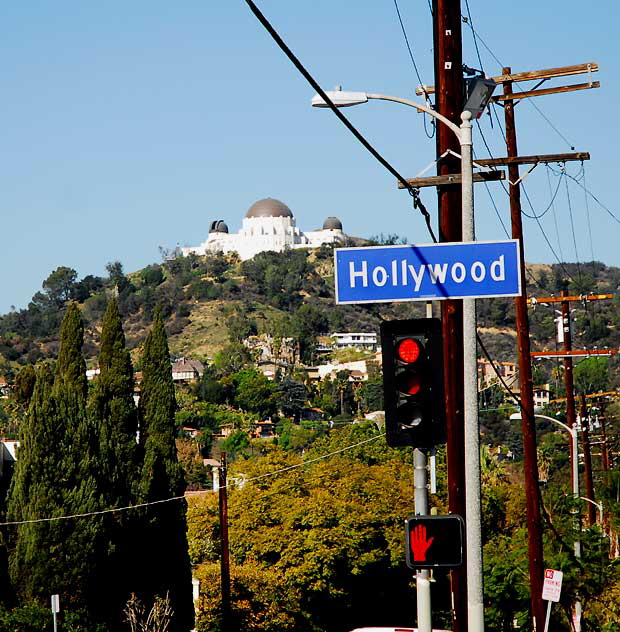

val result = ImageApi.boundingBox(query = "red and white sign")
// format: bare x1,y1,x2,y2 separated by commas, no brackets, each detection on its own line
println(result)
542,568,563,602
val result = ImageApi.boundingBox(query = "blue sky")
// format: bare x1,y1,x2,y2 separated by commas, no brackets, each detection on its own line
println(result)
0,1,618,313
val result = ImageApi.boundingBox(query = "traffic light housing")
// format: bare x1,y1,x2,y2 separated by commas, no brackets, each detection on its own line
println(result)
380,318,445,448
405,514,464,569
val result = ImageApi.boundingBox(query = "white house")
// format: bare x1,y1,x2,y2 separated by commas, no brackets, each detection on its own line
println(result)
330,332,378,351
171,358,205,382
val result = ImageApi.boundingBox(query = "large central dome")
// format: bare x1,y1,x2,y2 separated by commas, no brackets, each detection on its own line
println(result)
245,198,293,219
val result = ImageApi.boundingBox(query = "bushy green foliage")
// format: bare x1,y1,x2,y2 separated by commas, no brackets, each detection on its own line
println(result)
231,369,279,418
188,424,424,632
278,377,307,421
276,419,326,452
240,250,314,310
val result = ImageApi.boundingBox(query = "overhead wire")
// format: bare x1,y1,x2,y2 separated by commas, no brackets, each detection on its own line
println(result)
392,0,436,139
460,17,576,150
581,167,597,273
520,184,586,292
392,0,425,87
563,164,584,288
554,167,620,227
0,432,386,527
474,92,584,290
463,0,485,75
520,168,564,220
473,119,557,292
547,165,565,263
243,0,438,242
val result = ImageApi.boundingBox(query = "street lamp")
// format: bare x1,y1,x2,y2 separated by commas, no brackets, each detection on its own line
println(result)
580,497,603,524
510,412,582,630
510,412,579,502
313,82,495,632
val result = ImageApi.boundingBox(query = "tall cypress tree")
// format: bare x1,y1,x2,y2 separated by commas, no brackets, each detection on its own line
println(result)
7,364,63,601
91,298,139,505
137,310,194,631
53,303,102,610
8,305,102,610
88,298,139,627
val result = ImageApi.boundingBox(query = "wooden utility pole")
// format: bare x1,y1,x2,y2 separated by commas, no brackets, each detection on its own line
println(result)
501,66,545,632
531,293,612,499
600,414,611,473
560,291,580,479
580,396,597,526
432,2,466,631
219,453,232,632
409,51,600,632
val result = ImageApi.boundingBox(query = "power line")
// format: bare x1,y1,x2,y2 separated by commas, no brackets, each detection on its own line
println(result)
0,432,386,527
547,165,565,263
581,168,597,269
460,18,576,150
392,0,435,139
473,120,554,292
462,2,485,75
563,164,584,287
520,168,564,220
243,0,438,242
520,185,586,292
555,167,620,226
392,0,425,88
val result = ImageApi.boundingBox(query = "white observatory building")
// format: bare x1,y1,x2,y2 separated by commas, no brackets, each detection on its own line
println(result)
181,198,346,261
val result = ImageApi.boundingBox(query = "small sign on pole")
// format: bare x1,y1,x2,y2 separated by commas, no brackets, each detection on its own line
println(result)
51,594,60,632
541,569,563,632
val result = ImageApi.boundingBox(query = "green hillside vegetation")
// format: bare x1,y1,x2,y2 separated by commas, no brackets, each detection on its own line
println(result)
1,251,620,630
2,249,620,374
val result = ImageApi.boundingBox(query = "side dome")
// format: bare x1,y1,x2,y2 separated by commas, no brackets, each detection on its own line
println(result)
245,198,293,219
322,216,343,230
209,220,229,234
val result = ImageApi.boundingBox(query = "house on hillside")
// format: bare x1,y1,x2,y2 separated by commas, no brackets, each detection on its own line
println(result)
0,377,9,397
533,384,551,410
477,359,517,389
330,332,378,351
244,334,298,366
252,420,277,439
172,358,205,383
316,360,370,382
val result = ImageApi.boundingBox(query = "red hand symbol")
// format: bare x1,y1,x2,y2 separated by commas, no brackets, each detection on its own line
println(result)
410,524,434,561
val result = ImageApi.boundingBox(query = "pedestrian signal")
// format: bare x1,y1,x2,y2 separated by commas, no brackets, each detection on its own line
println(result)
405,515,464,569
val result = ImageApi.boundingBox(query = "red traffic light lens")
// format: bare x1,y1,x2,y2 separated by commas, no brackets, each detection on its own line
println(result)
398,374,422,395
397,337,421,364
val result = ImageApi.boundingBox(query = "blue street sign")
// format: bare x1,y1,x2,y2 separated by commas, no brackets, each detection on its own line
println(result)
334,240,522,304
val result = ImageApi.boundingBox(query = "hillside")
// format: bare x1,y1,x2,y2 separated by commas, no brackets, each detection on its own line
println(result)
1,249,619,382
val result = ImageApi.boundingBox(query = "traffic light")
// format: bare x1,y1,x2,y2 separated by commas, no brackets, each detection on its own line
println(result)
405,514,464,569
380,318,445,448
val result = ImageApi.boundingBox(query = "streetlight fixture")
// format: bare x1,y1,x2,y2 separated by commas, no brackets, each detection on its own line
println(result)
580,496,603,525
510,412,582,630
312,81,495,632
